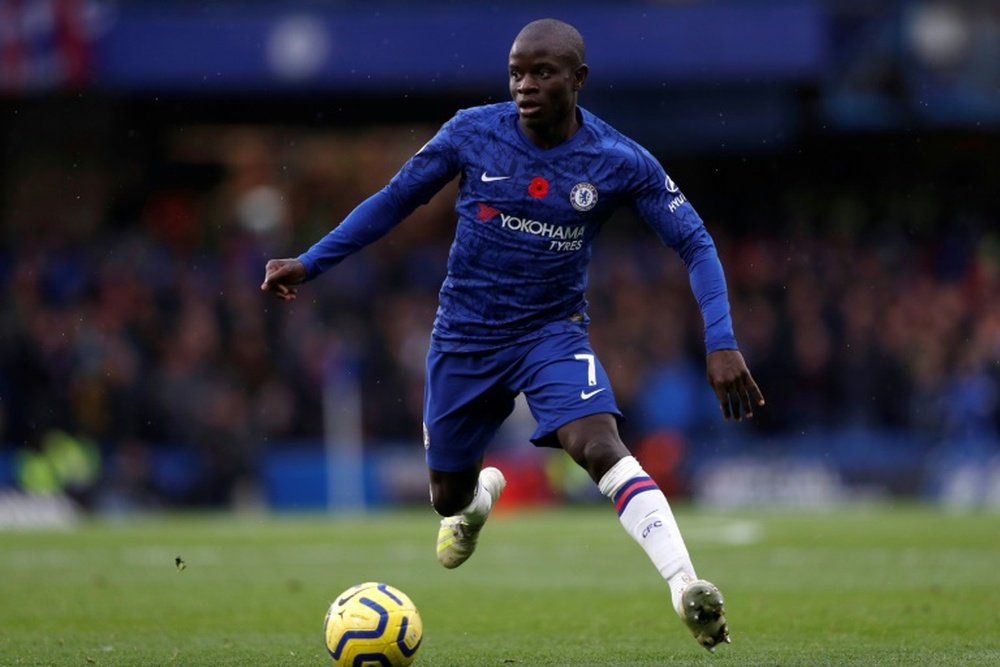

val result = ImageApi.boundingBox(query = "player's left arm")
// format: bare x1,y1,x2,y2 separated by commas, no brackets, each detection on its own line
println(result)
630,149,765,420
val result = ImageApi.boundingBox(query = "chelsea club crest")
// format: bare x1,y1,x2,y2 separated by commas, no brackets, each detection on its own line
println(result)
569,182,598,211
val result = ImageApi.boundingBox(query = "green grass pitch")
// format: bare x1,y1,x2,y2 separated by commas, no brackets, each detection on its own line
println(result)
1,504,998,666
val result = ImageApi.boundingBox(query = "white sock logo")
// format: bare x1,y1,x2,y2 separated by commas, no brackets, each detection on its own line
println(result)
641,519,664,539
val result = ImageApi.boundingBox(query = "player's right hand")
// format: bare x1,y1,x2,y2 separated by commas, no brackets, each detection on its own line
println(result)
261,258,307,301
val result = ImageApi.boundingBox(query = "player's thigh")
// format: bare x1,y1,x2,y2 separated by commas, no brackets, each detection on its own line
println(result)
514,332,623,447
423,348,517,472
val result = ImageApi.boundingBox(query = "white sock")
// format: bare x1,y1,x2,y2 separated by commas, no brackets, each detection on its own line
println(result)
457,474,493,524
599,456,696,612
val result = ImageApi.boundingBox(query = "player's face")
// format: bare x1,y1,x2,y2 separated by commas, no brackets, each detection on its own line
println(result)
508,39,584,132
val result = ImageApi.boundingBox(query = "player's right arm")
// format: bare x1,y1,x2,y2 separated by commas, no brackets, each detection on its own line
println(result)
261,115,463,298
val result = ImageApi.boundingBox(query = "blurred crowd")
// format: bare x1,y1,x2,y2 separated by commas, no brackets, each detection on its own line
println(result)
1,112,998,507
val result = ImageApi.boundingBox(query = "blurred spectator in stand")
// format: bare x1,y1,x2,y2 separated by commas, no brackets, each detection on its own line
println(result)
1,112,998,507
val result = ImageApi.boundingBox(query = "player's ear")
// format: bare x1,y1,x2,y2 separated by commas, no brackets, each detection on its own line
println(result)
573,64,588,91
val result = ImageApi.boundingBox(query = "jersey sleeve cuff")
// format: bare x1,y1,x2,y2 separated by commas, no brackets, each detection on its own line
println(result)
705,335,739,353
296,253,319,281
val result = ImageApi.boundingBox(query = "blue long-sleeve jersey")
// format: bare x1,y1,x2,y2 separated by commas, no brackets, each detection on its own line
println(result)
299,102,738,353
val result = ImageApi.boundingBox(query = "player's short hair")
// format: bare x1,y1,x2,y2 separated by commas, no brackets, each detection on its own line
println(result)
515,19,586,67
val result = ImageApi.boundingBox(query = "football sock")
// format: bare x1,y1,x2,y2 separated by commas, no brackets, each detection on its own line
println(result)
455,473,493,525
598,455,696,612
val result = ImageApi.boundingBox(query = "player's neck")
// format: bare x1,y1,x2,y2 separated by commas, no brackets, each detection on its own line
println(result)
520,111,581,150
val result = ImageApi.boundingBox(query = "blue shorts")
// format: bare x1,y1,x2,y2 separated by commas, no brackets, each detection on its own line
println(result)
423,329,622,472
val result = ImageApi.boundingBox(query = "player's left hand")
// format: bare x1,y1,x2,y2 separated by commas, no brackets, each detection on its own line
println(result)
706,349,765,421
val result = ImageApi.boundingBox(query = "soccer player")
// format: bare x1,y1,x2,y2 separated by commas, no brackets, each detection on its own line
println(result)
262,18,764,652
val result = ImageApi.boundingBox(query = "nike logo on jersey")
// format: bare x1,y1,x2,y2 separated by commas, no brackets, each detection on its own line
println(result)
580,388,607,400
481,171,511,182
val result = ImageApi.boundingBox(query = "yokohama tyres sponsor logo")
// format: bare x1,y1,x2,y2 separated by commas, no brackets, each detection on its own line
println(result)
488,211,585,252
499,214,584,240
